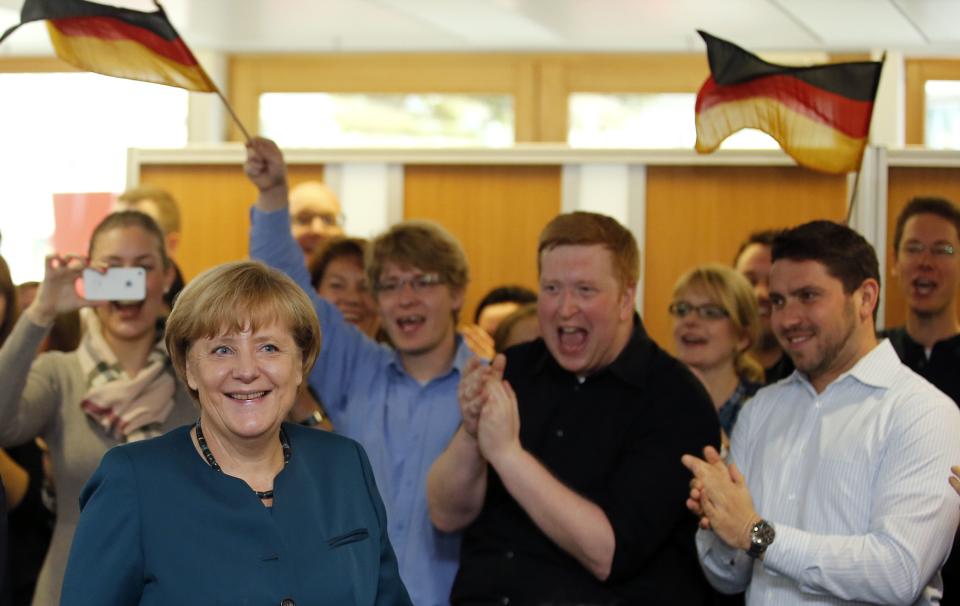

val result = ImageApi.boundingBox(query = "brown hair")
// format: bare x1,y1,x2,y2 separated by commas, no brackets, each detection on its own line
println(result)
117,185,182,235
367,220,469,293
892,196,960,255
672,264,764,384
89,210,170,270
0,256,16,346
492,302,538,353
165,261,321,402
538,212,640,291
309,236,369,290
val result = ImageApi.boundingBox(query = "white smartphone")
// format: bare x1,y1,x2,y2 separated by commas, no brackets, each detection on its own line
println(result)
82,267,146,301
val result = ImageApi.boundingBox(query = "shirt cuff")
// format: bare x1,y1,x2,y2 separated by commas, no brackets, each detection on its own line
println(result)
697,528,750,570
761,522,810,581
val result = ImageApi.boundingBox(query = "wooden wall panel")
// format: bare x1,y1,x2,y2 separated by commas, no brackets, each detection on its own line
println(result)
138,164,324,281
885,167,960,328
403,165,562,324
644,166,848,349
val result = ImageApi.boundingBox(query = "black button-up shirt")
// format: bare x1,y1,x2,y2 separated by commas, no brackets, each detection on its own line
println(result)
451,318,721,605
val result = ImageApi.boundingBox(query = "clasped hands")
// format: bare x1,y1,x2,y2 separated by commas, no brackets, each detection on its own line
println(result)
458,355,522,467
681,447,760,552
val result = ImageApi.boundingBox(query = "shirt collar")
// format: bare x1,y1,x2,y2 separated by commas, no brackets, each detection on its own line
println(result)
533,314,653,388
387,334,474,381
788,339,900,392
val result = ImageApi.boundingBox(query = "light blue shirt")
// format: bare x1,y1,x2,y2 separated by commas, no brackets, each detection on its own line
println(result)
697,339,960,605
251,207,469,606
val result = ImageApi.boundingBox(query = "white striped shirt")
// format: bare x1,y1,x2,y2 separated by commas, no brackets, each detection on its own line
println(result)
697,339,960,605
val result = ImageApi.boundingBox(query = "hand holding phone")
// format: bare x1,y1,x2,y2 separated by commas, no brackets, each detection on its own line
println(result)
82,267,146,301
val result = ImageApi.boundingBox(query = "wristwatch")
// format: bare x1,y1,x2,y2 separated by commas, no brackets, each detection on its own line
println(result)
299,410,325,427
747,519,775,559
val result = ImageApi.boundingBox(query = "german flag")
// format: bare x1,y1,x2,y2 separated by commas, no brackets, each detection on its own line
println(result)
694,31,883,174
0,0,215,93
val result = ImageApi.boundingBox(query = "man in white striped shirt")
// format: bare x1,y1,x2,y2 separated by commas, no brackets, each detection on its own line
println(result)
684,220,960,605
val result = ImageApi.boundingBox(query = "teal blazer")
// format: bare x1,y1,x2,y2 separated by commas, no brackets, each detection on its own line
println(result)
60,423,411,606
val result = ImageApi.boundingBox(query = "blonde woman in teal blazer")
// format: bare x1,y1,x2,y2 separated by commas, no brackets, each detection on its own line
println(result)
60,261,410,606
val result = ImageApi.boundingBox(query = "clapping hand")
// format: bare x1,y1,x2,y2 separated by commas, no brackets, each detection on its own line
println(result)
682,446,759,551
457,354,505,438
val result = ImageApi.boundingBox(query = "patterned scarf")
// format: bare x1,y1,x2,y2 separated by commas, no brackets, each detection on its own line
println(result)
77,308,176,442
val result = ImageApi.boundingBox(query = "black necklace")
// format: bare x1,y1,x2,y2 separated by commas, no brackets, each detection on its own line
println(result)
194,418,291,500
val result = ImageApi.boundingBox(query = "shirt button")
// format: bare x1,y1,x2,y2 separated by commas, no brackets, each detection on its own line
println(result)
505,550,514,559
555,429,564,438
788,493,796,501
280,599,296,606
501,598,510,605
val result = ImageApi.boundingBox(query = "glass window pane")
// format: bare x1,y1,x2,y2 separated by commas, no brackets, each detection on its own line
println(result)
260,93,514,147
925,80,960,149
568,93,778,150
0,73,188,282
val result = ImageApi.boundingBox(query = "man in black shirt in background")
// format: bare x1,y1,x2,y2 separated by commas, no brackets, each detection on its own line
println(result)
734,231,794,384
428,211,720,605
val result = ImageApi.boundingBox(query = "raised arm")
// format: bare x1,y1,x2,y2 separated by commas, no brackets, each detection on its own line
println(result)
244,138,385,419
0,254,97,446
477,373,616,580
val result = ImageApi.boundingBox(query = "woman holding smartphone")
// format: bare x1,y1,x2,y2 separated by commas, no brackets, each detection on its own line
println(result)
0,211,195,606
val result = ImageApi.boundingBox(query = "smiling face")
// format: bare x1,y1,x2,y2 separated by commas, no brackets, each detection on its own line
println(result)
316,254,379,338
90,225,171,345
735,243,777,350
185,321,303,442
769,258,875,390
893,212,960,320
538,244,635,377
375,261,462,356
672,287,748,375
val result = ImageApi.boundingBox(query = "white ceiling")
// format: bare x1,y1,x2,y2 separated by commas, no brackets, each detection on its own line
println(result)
0,0,959,56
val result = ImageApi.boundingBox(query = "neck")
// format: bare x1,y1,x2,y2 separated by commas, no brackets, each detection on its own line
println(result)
400,327,457,383
905,308,960,349
689,363,740,411
194,418,283,493
810,330,879,394
752,344,784,370
102,330,157,376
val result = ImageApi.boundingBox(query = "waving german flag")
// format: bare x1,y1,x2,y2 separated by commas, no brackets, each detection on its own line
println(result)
0,0,215,92
694,31,883,174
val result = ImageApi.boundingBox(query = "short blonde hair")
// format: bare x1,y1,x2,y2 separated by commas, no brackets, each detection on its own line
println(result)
165,261,321,402
672,264,764,384
117,185,181,235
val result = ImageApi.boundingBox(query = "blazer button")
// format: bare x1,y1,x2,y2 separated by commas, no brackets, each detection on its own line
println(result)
280,599,296,606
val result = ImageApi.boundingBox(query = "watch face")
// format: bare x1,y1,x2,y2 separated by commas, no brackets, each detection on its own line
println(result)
753,521,775,546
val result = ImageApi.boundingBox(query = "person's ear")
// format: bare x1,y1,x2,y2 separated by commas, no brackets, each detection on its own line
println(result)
857,278,880,321
163,263,175,295
165,232,181,259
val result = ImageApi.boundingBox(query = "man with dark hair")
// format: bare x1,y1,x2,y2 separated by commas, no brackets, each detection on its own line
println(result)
246,138,473,606
429,211,720,604
733,230,793,384
684,220,960,605
885,196,960,602
473,285,537,335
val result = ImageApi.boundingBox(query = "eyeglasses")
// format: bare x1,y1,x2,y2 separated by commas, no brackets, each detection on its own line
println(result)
375,273,445,295
668,301,730,320
900,241,955,258
291,210,344,228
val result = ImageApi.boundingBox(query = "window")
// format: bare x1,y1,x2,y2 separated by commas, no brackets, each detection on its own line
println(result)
925,80,960,149
568,93,778,150
0,72,188,282
259,92,514,147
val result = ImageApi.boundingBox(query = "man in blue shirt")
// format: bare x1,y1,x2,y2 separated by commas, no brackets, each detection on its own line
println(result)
245,137,472,606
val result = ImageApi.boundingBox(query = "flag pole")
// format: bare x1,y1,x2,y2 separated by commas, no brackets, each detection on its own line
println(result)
844,50,887,226
153,1,252,143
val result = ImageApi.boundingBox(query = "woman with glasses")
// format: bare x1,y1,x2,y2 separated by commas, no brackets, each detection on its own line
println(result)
669,264,764,450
